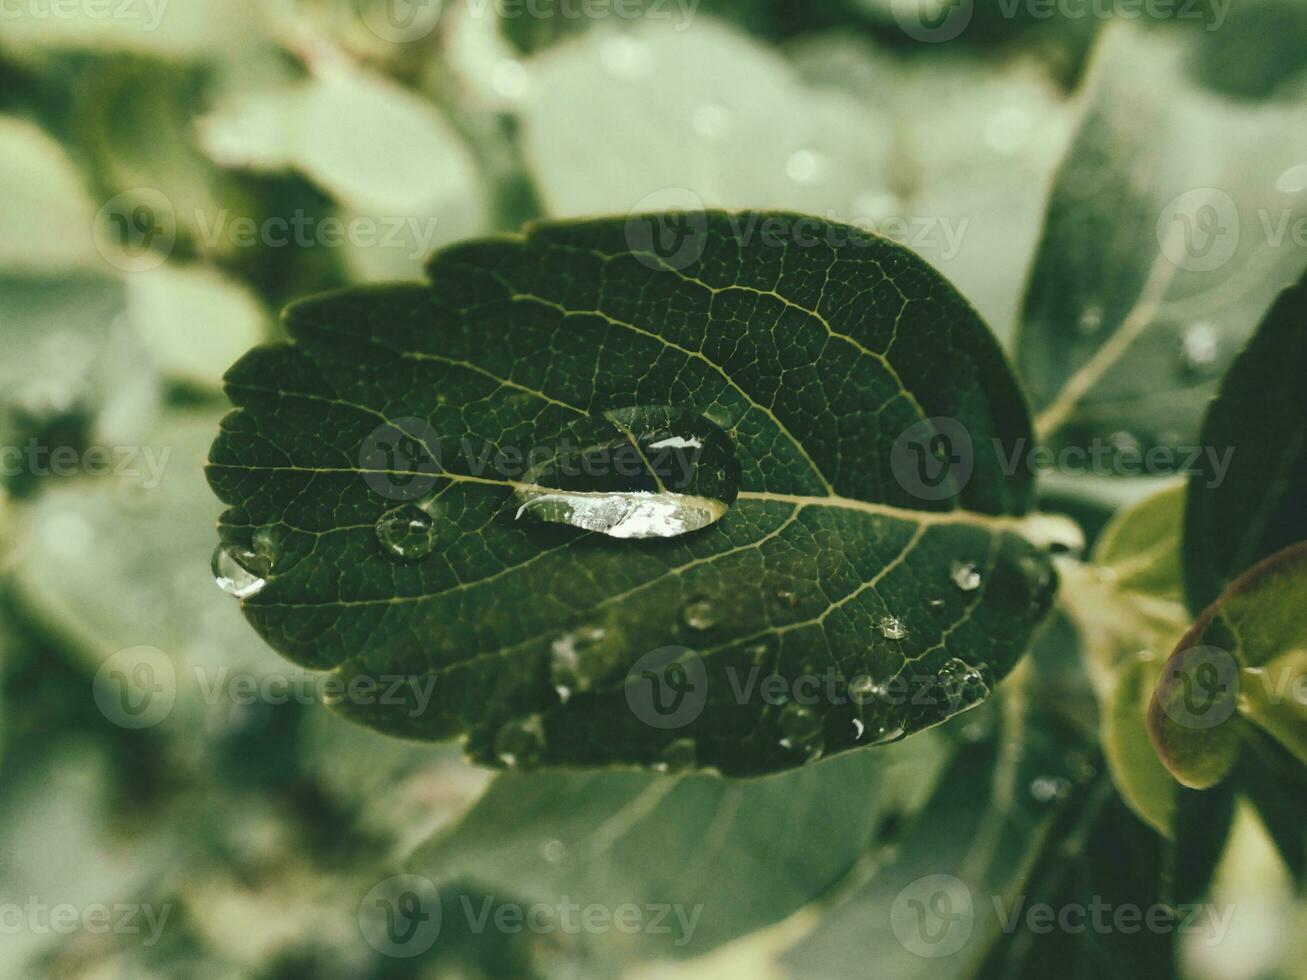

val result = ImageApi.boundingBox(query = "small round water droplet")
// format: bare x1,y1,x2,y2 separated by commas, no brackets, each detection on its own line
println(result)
878,615,909,641
777,702,825,762
950,561,982,592
1077,305,1104,335
550,623,620,696
682,597,717,632
211,543,269,599
494,716,546,768
1179,322,1220,375
1029,775,1071,803
654,738,698,774
929,597,946,608
935,659,990,716
540,839,568,865
775,588,800,608
601,35,652,78
375,504,437,561
785,148,828,185
491,59,529,101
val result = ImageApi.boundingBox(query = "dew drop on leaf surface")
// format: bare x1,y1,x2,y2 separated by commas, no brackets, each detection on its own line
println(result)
211,541,273,599
375,504,438,561
951,561,983,592
778,703,825,762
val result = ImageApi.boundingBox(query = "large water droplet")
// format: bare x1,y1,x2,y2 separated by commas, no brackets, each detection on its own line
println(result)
778,702,825,762
681,597,717,632
951,561,982,592
878,615,909,641
375,504,437,561
514,406,739,540
494,716,545,768
211,541,272,599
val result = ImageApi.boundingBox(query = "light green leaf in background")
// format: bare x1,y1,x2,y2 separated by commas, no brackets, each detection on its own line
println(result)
0,115,104,274
198,59,489,281
1183,273,1307,614
208,212,1060,776
1018,23,1307,460
416,747,891,960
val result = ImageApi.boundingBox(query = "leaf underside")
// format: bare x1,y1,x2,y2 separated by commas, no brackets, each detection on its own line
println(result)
207,212,1057,776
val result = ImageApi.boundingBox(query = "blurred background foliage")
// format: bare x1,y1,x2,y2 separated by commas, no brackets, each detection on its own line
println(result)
0,0,1305,977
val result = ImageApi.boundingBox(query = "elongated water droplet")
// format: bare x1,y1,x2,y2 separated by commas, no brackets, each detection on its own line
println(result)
514,406,739,540
211,542,272,599
851,718,866,740
375,504,437,560
682,597,717,632
1078,305,1104,335
878,615,909,641
654,738,698,774
494,716,545,769
778,703,825,762
951,561,982,592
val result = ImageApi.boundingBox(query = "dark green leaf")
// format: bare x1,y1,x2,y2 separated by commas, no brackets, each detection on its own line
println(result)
207,212,1059,776
1183,274,1307,614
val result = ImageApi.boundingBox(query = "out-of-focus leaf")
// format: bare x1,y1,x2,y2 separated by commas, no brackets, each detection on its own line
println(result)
1183,274,1307,614
792,35,1071,345
1095,479,1185,604
207,212,1060,776
1187,0,1307,101
416,748,887,960
198,60,488,280
0,115,102,273
1103,649,1174,837
1149,543,1307,790
777,667,1097,979
124,264,268,389
1018,24,1307,461
1169,782,1236,905
0,0,267,59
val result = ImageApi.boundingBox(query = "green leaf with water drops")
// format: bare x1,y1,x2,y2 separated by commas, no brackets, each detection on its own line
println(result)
413,747,887,961
1149,543,1307,791
1017,24,1307,462
207,211,1061,776
1183,273,1307,615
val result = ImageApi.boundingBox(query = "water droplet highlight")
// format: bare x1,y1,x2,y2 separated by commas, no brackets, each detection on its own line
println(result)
550,622,621,698
778,702,825,762
211,542,271,599
785,149,828,185
1277,163,1307,194
494,716,546,768
375,504,437,561
1029,775,1071,803
1179,322,1220,375
951,561,982,592
514,406,739,540
654,738,698,774
878,615,909,641
681,598,717,632
935,659,991,717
